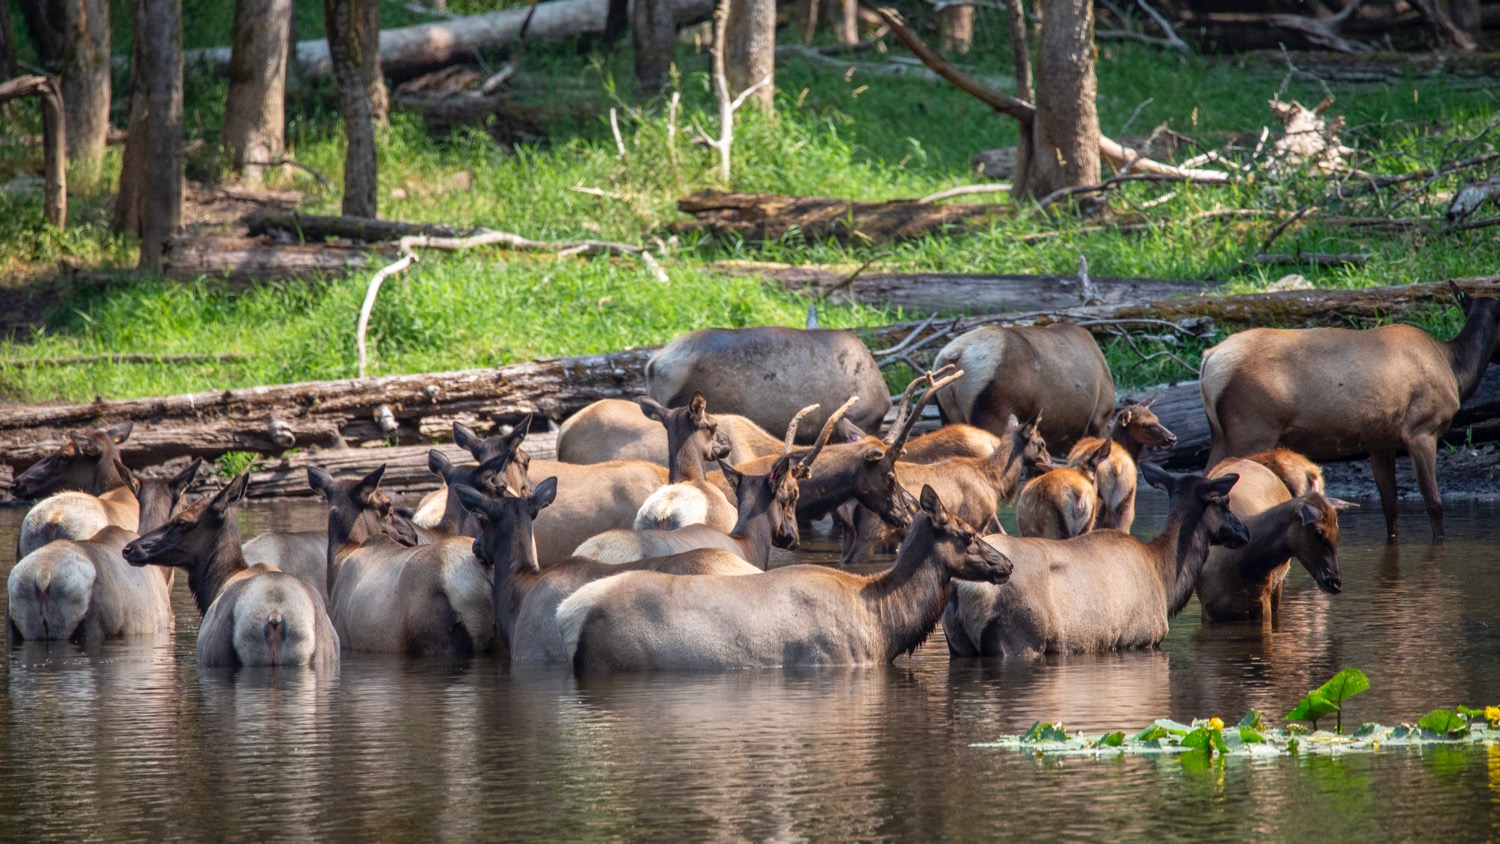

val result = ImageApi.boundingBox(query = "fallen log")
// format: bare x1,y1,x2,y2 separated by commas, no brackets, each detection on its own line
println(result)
715,262,1224,312
245,211,478,242
164,235,387,281
672,191,1009,244
182,0,716,82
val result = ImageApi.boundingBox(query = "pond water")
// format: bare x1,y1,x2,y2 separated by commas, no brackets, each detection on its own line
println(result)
3,492,1499,841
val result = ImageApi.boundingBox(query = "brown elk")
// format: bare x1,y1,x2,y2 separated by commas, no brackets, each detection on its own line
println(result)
410,420,534,529
454,479,759,665
123,473,339,668
311,465,493,656
7,460,200,643
1015,438,1113,539
646,326,892,441
556,398,789,465
574,401,852,567
932,324,1115,453
1195,457,1355,622
1201,282,1500,540
943,463,1248,658
1065,398,1178,533
558,485,1012,671
1210,449,1324,497
15,422,140,557
631,393,737,532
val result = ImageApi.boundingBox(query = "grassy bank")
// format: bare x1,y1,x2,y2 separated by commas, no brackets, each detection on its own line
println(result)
2,0,1498,403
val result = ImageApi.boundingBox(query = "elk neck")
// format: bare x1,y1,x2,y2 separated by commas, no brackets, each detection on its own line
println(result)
1447,302,1500,401
864,516,952,661
188,515,251,617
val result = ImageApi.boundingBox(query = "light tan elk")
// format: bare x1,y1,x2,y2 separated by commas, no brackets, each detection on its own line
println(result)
943,464,1248,658
312,465,493,656
1211,448,1324,497
560,485,1012,670
14,422,140,557
1201,282,1500,540
411,420,533,529
575,401,852,567
7,460,200,643
1066,398,1178,533
455,479,758,665
647,325,891,441
123,474,339,668
556,398,789,465
932,324,1115,453
631,393,737,532
1195,456,1355,623
1015,438,1113,539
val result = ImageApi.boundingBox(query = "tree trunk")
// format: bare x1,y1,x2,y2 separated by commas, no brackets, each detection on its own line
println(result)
829,0,857,44
938,3,975,53
632,0,677,96
17,0,110,170
223,0,293,184
325,0,381,218
1006,0,1035,197
1026,0,1100,206
0,0,19,80
113,0,184,273
1448,0,1481,36
0,76,67,228
725,0,774,111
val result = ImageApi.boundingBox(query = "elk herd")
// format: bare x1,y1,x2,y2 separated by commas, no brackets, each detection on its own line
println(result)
9,283,1497,673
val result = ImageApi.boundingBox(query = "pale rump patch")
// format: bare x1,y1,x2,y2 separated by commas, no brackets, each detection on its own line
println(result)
572,531,650,564
932,331,1006,424
411,488,447,528
556,575,623,661
224,574,320,666
633,485,710,531
7,543,96,640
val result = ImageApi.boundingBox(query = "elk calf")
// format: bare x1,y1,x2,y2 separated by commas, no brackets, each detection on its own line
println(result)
1016,438,1112,539
1066,397,1177,533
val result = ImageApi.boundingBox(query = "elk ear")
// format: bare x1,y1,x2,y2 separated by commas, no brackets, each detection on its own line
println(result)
453,422,482,454
71,433,101,457
1206,473,1240,498
688,392,707,422
837,418,867,442
862,447,885,464
1451,280,1474,312
636,396,669,422
918,484,949,524
1004,414,1021,433
502,414,532,449
170,458,204,497
105,421,134,444
307,466,334,496
1327,497,1359,512
453,484,490,516
428,449,453,479
1118,408,1134,427
355,465,388,501
529,476,559,515
1297,500,1325,525
212,473,250,513
1087,438,1114,469
1139,462,1174,492
717,459,745,489
1022,414,1042,436
768,454,794,486
980,514,1004,536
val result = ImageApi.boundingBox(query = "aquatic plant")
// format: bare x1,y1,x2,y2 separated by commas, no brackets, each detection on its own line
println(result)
1285,667,1369,733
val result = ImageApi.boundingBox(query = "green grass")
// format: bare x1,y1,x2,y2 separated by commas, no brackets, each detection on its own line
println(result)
2,0,1498,403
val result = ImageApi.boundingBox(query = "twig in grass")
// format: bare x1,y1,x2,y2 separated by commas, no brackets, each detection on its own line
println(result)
356,253,419,378
609,108,627,164
830,252,887,294
667,91,680,173
641,250,670,283
245,157,333,192
571,186,629,200
1259,204,1317,253
1108,327,1196,375
1385,114,1500,216
918,182,1012,203
696,0,771,183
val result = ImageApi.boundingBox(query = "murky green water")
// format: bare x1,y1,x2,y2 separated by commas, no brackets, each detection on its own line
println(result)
3,493,1499,840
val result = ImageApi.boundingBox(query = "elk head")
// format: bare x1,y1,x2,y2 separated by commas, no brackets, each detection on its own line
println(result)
12,421,135,500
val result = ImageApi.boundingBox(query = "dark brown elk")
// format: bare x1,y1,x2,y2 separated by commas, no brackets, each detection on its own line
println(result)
1201,282,1500,540
1065,398,1177,533
558,485,1012,671
1210,449,1324,497
7,460,200,643
411,419,533,528
556,398,788,465
932,324,1115,453
1015,438,1113,539
15,422,140,557
122,474,339,668
573,401,852,567
311,465,493,656
455,479,758,665
943,463,1248,658
1195,457,1355,622
646,325,891,442
631,393,737,532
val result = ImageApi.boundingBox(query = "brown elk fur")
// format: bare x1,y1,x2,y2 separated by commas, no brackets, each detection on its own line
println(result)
1016,438,1113,539
1066,398,1178,533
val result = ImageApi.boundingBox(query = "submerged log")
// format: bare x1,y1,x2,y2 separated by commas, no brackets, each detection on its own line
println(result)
674,191,1008,244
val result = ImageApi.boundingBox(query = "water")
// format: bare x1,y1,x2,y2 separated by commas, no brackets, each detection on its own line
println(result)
3,493,1500,841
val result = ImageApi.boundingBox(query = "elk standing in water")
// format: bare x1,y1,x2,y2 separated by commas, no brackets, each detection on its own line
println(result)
1211,449,1324,497
8,460,201,643
1195,457,1355,623
411,420,534,529
1201,282,1500,540
556,398,792,465
123,474,339,668
1015,438,1113,539
1065,398,1177,533
943,464,1248,658
559,486,1012,671
631,393,737,533
14,422,141,557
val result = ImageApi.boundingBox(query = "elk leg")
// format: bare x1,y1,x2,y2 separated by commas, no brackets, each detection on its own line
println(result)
1406,436,1444,541
1370,450,1399,542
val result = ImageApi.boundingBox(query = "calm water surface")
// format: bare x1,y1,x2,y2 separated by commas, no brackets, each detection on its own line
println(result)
3,493,1500,841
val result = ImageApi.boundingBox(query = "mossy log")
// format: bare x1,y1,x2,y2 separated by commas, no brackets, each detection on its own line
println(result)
673,191,1009,244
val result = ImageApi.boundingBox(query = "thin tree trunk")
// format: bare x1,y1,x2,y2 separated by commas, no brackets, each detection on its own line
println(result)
632,0,677,96
325,0,380,217
224,0,293,184
829,0,857,44
938,3,974,53
1006,0,1034,197
0,0,19,79
18,0,109,169
725,0,774,111
1026,0,1100,206
0,76,67,228
113,0,184,273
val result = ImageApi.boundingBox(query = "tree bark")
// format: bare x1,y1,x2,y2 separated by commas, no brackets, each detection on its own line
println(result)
675,190,1007,243
1026,0,1100,205
0,0,19,80
632,0,677,96
0,76,67,229
1005,0,1034,196
325,0,381,218
17,0,110,169
1447,0,1481,37
223,0,294,185
829,0,857,44
938,3,974,53
113,0,184,273
725,0,775,111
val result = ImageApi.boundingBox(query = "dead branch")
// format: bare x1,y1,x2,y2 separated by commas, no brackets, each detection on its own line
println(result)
0,75,66,229
918,182,1012,203
1134,0,1190,54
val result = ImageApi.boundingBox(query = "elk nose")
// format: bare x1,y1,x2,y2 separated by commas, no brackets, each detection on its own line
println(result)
1324,576,1343,594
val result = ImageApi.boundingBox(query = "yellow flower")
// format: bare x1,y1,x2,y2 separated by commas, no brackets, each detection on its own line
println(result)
1485,705,1500,725
1207,717,1225,731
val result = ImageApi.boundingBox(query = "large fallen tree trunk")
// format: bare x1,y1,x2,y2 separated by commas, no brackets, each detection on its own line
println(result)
673,191,1009,244
164,235,387,281
182,0,716,82
245,211,478,242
